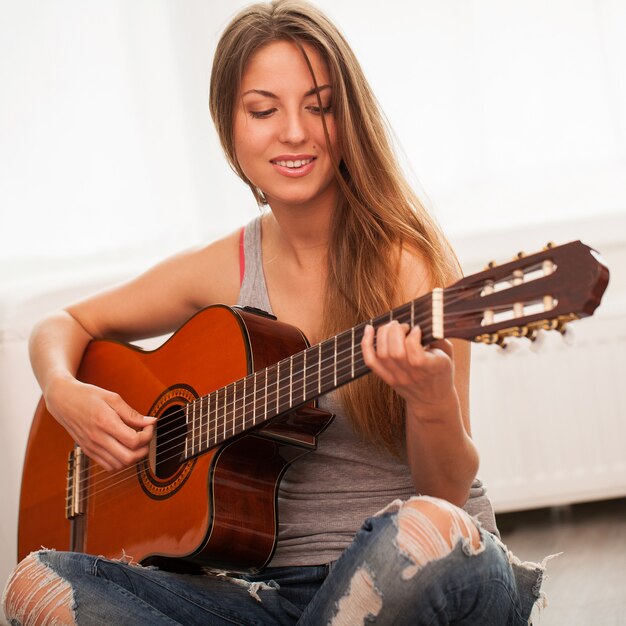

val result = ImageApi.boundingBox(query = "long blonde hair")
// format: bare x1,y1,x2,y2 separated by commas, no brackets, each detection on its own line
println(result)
210,0,457,452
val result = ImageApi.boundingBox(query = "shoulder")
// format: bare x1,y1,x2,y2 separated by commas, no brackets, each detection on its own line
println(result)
62,227,245,342
179,227,243,308
395,240,461,303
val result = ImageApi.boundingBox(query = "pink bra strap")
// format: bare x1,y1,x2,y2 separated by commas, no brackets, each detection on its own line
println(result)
239,226,245,286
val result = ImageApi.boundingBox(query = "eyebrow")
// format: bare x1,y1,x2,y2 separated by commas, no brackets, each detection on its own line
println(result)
241,84,332,98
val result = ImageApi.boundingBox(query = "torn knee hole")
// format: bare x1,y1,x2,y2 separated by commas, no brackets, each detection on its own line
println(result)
3,552,76,626
396,497,483,579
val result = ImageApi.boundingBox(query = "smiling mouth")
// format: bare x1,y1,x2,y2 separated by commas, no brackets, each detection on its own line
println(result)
271,158,315,169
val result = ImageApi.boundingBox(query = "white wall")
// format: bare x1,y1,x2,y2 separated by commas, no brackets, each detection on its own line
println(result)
2,0,625,267
2,0,626,611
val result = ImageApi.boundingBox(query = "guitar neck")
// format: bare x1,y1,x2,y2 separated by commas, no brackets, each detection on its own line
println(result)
181,240,610,461
182,292,436,460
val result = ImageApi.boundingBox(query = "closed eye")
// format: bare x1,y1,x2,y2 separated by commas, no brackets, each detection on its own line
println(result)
306,105,332,115
249,108,277,119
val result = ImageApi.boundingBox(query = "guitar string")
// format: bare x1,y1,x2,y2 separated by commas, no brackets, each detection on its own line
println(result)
146,288,522,459
77,282,534,498
78,305,443,499
78,293,530,501
78,284,529,499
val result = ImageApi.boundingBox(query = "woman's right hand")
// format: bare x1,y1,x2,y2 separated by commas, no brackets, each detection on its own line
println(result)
44,375,156,472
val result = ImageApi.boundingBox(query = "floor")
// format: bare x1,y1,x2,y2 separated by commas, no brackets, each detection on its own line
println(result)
498,497,626,625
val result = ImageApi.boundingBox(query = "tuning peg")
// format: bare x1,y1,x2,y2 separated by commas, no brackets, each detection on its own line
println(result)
515,251,526,260
529,329,547,352
495,335,507,348
475,332,500,345
484,260,497,271
542,319,559,331
558,322,576,346
500,339,521,354
543,242,556,251
525,328,539,342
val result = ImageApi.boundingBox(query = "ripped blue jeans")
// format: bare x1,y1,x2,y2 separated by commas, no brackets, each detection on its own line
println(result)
3,497,545,625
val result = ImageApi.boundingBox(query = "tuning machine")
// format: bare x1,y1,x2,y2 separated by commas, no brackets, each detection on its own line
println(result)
526,328,539,342
475,332,504,346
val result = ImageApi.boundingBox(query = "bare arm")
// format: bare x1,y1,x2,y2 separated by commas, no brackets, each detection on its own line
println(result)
29,230,241,471
360,250,478,507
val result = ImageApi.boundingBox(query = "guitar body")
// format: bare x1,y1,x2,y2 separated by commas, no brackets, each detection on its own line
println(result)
18,305,334,572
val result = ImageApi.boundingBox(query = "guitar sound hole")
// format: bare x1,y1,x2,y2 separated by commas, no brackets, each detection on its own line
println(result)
153,404,186,479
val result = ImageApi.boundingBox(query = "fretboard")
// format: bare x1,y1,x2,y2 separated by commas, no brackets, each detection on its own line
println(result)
182,291,437,460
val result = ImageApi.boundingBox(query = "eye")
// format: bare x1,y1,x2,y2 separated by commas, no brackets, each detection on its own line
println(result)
248,108,277,119
306,104,332,116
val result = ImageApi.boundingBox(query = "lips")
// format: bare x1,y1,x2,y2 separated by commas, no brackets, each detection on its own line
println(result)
270,155,317,177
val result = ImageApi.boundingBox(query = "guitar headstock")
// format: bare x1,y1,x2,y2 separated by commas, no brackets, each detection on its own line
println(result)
444,241,609,345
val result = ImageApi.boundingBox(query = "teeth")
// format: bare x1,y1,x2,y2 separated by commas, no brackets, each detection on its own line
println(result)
275,158,312,168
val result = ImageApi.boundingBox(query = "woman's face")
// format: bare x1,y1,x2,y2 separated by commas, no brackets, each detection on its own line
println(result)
233,40,339,214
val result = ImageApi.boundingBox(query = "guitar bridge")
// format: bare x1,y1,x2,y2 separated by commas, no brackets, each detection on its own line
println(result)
66,446,86,519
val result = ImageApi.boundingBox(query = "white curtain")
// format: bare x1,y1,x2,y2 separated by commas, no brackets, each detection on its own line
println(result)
1,0,625,264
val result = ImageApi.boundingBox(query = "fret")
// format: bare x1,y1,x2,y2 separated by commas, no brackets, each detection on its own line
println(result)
233,380,240,437
255,369,266,425
266,364,279,419
198,397,206,454
289,351,304,406
351,327,355,379
317,343,322,395
276,361,281,415
230,384,236,435
184,403,190,458
318,339,336,395
204,396,211,451
241,377,247,435
214,388,223,445
253,372,257,426
334,330,353,384
263,368,268,423
333,335,337,387
192,399,198,456
302,350,309,401
222,385,228,440
208,393,214,448
289,355,293,408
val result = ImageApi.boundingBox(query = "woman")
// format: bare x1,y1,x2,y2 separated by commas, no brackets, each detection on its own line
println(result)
3,1,546,624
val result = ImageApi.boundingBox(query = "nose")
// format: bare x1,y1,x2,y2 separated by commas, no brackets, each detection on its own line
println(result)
279,110,308,145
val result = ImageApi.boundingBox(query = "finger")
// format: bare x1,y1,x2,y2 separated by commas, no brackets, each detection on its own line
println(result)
361,324,402,386
108,393,156,429
106,394,156,450
80,438,127,472
405,325,428,367
429,338,454,360
361,324,376,367
102,432,151,468
374,321,406,359
386,322,410,360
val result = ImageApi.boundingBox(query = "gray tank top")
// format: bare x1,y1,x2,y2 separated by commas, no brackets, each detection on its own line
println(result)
237,216,498,567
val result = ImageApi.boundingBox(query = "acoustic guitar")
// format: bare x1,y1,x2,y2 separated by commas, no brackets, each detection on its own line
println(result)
17,240,609,572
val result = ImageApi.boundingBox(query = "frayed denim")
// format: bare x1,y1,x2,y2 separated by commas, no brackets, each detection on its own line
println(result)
3,498,546,625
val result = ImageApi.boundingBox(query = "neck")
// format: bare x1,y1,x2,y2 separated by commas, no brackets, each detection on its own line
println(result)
262,207,331,270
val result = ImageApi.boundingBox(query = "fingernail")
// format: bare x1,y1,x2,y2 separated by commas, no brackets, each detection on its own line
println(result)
143,415,156,420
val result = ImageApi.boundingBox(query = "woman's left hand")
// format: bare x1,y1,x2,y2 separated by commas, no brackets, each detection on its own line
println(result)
361,321,457,416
